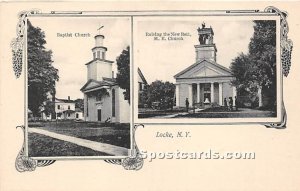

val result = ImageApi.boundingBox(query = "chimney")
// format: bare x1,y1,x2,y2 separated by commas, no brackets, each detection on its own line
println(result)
68,96,70,101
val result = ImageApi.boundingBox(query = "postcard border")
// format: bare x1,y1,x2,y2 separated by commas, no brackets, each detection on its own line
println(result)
11,6,293,172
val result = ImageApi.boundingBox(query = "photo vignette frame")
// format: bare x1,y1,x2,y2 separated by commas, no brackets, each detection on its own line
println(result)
11,10,144,172
133,6,293,128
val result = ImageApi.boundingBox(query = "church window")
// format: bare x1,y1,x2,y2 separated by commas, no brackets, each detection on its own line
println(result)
96,95,102,101
68,105,70,110
102,52,105,59
57,105,60,109
112,89,115,117
93,52,96,59
97,51,100,58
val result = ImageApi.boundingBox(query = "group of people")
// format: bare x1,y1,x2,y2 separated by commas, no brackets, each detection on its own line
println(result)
184,96,238,112
224,96,238,111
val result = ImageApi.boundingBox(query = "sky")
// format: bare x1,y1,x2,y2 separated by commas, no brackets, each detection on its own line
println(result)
29,17,255,100
135,18,255,83
29,17,130,100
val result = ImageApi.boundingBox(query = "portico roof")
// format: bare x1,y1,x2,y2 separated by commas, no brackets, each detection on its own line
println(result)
174,59,233,79
80,78,117,92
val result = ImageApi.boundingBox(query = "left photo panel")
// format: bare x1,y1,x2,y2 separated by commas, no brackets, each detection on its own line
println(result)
26,16,132,158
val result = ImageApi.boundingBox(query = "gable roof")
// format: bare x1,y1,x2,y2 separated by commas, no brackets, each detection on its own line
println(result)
80,78,117,92
138,67,148,84
85,58,114,65
174,59,232,79
56,98,76,103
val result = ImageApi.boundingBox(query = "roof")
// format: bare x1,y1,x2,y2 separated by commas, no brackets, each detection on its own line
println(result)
62,109,75,114
80,78,117,92
137,67,148,85
174,58,232,78
56,98,76,103
85,58,114,65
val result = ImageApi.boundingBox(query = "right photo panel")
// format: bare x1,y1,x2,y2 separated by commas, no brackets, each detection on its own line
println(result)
133,16,281,124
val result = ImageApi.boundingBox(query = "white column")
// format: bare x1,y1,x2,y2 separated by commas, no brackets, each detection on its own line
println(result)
232,86,237,106
219,83,223,106
175,84,180,106
188,84,193,106
258,86,262,107
210,82,214,103
197,83,201,103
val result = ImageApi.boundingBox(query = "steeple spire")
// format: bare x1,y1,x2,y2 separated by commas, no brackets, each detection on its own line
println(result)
92,26,107,60
97,25,104,35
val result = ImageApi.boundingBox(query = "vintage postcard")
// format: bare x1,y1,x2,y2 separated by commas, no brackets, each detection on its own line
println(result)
0,2,299,191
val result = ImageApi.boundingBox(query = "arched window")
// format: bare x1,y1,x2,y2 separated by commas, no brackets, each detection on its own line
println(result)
112,89,115,117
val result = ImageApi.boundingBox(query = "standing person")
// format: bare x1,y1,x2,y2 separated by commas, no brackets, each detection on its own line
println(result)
235,96,238,111
229,97,233,111
224,98,228,110
185,98,189,112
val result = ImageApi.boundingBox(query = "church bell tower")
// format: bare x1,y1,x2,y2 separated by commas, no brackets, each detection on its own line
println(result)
195,22,217,62
86,26,113,81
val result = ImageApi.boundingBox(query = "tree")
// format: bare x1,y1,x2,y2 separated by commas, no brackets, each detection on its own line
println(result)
144,80,175,110
75,98,84,110
27,20,59,117
116,46,130,103
230,20,276,108
249,20,276,90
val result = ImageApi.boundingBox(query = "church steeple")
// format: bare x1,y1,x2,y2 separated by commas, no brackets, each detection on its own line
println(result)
86,26,113,81
195,22,217,62
92,26,107,60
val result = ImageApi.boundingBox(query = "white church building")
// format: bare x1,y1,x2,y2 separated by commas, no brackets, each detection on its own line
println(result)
174,23,237,108
80,29,130,123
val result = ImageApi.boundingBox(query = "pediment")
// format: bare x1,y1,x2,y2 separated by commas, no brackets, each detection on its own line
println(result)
191,65,227,77
174,59,232,79
85,81,100,89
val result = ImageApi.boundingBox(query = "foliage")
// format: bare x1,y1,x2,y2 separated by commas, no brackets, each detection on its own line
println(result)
43,100,55,116
75,98,84,110
116,46,130,103
144,80,175,110
27,20,59,117
230,20,276,108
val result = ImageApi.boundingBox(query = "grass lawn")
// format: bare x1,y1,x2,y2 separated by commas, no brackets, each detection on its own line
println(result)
138,107,186,118
28,132,110,157
174,107,276,118
28,121,131,148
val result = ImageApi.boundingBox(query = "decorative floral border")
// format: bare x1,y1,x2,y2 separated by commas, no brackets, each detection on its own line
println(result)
263,6,293,128
12,7,293,172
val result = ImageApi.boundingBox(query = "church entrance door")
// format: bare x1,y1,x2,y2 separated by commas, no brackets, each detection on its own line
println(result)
97,109,101,121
